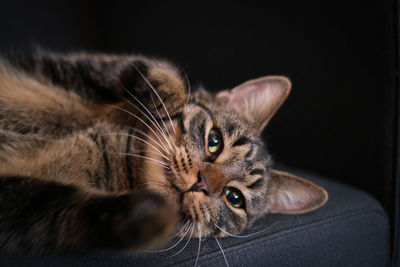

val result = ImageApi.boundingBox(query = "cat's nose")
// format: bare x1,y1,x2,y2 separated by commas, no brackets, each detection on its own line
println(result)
189,171,210,196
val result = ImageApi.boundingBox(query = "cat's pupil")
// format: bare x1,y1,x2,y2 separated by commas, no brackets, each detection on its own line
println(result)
210,135,219,146
224,187,244,208
229,192,240,204
208,129,221,153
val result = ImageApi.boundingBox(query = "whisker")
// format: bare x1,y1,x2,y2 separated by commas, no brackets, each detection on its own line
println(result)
102,133,170,162
214,237,229,267
296,215,302,224
114,152,169,167
183,70,192,105
168,223,195,258
167,221,190,241
138,181,170,188
120,86,174,153
128,127,171,156
147,222,193,253
194,224,202,267
106,105,171,155
121,87,165,135
214,220,280,238
132,63,177,134
120,95,166,143
131,149,169,159
150,93,176,153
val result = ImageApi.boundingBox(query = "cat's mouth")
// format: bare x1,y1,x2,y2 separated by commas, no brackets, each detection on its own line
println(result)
159,158,213,225
175,183,214,227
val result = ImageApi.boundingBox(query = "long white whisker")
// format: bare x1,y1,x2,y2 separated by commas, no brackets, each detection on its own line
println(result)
121,87,165,134
214,220,280,238
148,95,175,154
148,222,192,253
128,127,171,156
115,152,169,167
132,63,177,134
169,223,195,258
167,221,190,241
130,149,170,160
150,93,177,152
107,105,171,155
214,237,229,267
120,87,174,153
120,95,166,141
194,224,202,267
103,133,170,162
138,181,170,188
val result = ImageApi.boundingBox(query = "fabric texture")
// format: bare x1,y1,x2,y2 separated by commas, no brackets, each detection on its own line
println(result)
0,169,389,266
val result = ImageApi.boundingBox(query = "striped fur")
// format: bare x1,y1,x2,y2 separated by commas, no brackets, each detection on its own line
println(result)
0,51,327,254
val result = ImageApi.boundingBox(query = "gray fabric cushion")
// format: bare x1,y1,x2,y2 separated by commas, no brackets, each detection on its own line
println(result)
0,169,389,266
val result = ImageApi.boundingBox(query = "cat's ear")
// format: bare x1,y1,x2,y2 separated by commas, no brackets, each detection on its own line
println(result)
221,76,291,134
265,170,328,214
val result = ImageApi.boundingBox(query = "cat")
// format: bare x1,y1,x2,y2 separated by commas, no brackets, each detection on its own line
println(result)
0,51,328,254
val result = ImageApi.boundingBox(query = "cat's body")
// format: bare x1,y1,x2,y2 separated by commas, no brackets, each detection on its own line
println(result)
0,51,328,254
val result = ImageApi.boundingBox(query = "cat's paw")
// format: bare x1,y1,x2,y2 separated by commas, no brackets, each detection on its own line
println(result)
101,191,179,250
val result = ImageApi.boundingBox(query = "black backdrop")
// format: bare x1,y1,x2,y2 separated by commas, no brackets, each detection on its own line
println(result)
0,0,396,245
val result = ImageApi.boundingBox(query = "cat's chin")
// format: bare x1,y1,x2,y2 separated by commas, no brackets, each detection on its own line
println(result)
181,192,209,221
145,174,215,236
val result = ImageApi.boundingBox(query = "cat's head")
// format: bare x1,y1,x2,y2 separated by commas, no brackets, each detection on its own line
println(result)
127,67,328,238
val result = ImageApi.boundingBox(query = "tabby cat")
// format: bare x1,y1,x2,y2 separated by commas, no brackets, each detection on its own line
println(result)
0,51,328,254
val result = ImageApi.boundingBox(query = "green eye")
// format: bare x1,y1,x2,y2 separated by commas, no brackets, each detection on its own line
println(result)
224,187,245,209
207,129,222,154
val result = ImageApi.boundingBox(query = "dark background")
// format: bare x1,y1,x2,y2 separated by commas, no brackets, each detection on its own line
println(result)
0,0,397,253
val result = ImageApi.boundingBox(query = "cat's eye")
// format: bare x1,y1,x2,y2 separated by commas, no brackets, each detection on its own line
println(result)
224,187,245,209
207,129,222,154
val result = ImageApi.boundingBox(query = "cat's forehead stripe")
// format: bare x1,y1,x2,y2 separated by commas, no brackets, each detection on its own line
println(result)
176,112,186,134
232,136,250,147
247,177,264,190
188,113,207,148
192,101,214,118
249,168,265,176
226,122,236,136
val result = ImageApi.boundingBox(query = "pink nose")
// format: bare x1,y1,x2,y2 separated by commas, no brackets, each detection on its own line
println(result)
189,171,210,195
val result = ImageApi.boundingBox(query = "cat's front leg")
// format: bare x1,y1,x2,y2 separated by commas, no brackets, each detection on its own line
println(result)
0,177,178,253
89,189,179,251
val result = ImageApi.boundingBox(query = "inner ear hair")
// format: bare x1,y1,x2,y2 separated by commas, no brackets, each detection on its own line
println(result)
227,76,291,134
266,169,328,214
